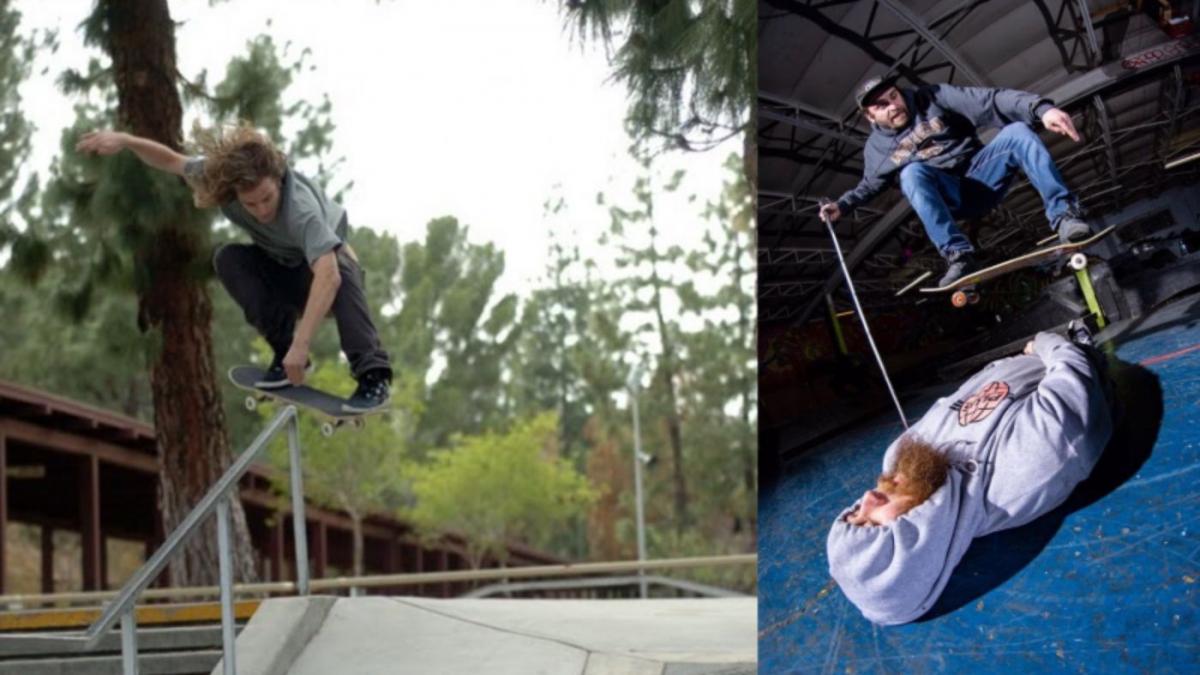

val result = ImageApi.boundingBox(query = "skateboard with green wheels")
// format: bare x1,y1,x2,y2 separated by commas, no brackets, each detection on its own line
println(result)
918,225,1115,307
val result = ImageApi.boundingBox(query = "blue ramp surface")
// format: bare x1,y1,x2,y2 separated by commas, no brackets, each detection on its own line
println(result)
759,296,1200,673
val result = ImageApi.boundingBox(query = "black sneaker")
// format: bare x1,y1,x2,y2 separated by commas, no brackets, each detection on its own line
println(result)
1066,319,1094,347
938,250,979,287
1056,214,1092,245
343,370,391,413
255,353,313,389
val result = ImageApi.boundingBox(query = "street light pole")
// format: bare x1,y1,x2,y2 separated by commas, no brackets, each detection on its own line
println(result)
627,364,648,599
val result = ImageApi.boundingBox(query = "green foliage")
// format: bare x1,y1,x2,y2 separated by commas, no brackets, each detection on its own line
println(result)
677,152,756,533
558,0,754,154
256,358,420,521
604,159,694,531
407,412,596,568
193,34,345,199
0,1,56,248
0,0,32,217
0,265,155,419
504,236,603,462
388,217,518,451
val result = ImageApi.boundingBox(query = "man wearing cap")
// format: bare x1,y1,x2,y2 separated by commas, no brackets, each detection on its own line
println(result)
819,76,1090,286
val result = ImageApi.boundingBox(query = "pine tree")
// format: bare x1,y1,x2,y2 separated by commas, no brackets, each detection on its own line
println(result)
558,0,754,156
605,165,692,532
7,1,343,586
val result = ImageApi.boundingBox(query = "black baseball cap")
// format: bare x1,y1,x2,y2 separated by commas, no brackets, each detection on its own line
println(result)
854,75,900,110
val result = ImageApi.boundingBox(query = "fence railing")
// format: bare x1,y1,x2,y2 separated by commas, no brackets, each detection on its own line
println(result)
0,397,758,674
0,405,311,675
0,554,757,609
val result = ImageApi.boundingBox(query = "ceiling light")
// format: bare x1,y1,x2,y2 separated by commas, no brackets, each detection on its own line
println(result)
1165,149,1200,169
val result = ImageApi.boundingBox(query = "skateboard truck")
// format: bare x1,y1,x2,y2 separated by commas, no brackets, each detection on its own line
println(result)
241,393,367,437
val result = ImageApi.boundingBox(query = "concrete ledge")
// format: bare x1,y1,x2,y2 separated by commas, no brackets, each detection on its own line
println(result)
211,596,336,675
284,597,755,673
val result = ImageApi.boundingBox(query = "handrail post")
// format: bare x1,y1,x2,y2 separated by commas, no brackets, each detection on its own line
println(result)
288,413,310,595
216,497,237,675
120,609,138,675
84,406,298,647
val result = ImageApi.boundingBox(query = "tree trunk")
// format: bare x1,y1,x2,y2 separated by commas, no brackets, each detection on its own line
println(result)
647,229,689,532
103,0,257,586
733,227,756,537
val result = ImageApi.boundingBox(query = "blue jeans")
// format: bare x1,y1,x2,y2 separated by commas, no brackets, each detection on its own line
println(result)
897,123,1077,258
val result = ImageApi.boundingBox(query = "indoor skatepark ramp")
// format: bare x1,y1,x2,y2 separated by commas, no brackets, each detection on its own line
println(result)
216,595,756,674
760,295,1200,672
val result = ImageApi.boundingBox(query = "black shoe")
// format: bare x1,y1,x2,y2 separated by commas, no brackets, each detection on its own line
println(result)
344,370,391,413
1055,214,1092,245
1066,319,1094,347
255,353,312,389
938,250,979,287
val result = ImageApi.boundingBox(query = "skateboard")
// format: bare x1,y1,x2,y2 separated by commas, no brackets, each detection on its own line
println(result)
228,366,386,437
918,225,1116,307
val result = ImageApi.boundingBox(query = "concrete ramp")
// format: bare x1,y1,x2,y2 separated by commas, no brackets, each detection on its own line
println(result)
221,596,756,675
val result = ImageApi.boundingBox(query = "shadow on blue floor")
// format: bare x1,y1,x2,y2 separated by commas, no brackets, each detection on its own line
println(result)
759,298,1199,673
921,359,1162,622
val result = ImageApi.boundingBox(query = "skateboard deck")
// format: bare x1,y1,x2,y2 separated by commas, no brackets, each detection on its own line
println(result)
918,225,1115,307
228,366,385,436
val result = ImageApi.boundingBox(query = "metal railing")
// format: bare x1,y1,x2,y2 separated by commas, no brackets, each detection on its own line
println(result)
5,405,311,675
462,574,752,599
0,553,758,609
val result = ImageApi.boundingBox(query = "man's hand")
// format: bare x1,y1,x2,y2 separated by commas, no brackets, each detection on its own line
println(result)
1023,339,1036,355
819,201,842,223
76,131,128,156
283,342,310,385
1040,108,1081,142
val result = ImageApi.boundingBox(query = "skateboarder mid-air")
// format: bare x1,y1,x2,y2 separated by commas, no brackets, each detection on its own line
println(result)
818,76,1093,287
76,125,392,413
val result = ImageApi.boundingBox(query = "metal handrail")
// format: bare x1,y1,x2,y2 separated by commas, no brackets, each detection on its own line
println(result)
462,574,752,599
77,404,310,674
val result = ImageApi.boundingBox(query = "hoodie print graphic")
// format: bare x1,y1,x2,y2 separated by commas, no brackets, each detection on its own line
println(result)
950,381,1011,426
888,116,949,166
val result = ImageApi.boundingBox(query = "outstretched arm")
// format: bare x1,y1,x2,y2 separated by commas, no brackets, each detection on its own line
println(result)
75,131,189,176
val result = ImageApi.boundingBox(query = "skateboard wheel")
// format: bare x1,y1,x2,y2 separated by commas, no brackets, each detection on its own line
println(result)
969,293,981,305
1068,252,1087,270
320,422,335,438
952,291,969,308
244,396,257,412
352,418,366,431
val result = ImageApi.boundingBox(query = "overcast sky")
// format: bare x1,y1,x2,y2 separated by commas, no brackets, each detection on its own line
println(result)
15,0,740,299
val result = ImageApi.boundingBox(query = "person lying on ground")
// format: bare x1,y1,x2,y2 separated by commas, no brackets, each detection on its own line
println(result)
826,327,1115,625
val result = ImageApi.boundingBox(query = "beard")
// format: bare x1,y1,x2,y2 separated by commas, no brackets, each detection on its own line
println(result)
878,435,950,504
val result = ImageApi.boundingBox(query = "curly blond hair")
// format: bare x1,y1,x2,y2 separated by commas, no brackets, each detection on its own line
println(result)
186,123,287,208
878,435,950,505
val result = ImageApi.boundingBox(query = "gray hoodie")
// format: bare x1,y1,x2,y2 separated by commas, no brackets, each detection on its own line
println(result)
826,332,1113,625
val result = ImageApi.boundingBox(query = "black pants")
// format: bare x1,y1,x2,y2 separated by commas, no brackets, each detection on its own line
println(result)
213,243,391,380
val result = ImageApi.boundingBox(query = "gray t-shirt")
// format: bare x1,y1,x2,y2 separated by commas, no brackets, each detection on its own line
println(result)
184,157,347,268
